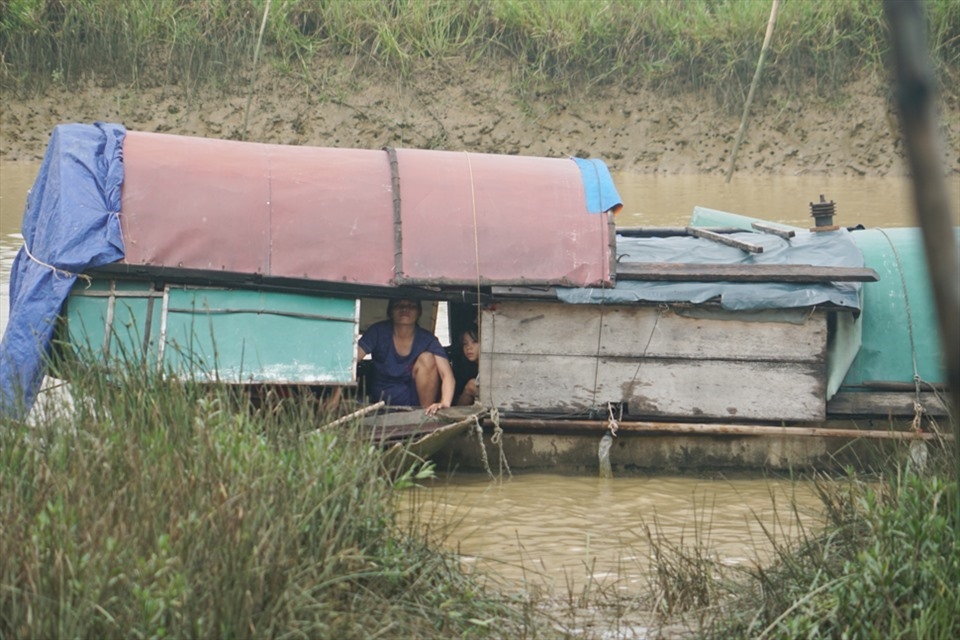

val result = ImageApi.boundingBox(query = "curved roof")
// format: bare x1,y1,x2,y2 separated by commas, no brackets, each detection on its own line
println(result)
119,131,621,288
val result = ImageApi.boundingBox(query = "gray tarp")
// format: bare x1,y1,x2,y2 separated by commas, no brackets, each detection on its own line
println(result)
558,225,863,312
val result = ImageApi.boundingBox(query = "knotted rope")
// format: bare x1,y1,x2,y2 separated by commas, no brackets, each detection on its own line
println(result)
470,415,494,480
607,402,621,437
22,241,92,285
489,407,511,479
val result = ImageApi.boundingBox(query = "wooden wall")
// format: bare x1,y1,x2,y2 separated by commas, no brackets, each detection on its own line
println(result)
480,301,827,421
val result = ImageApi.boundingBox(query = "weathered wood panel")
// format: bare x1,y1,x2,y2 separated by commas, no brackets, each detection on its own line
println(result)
479,300,828,421
827,391,949,418
483,354,825,421
482,302,826,361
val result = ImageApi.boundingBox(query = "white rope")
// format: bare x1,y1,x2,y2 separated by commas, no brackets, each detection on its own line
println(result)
488,407,511,479
22,241,91,284
471,416,495,481
607,402,620,437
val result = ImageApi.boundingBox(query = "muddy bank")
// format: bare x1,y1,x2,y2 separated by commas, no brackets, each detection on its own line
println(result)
2,61,958,177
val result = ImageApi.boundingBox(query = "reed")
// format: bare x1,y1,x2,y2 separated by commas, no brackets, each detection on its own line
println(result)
640,443,960,639
0,358,534,639
2,0,957,107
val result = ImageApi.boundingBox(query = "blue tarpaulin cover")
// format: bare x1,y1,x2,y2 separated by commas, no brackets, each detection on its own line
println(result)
0,122,126,418
572,157,623,214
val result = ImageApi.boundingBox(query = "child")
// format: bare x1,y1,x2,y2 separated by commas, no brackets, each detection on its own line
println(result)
454,324,480,406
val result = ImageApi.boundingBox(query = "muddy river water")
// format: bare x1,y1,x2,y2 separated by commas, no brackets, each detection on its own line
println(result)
1,160,956,592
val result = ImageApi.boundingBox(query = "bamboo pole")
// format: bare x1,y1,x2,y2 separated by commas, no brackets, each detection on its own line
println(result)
725,0,781,182
489,417,951,441
318,400,386,431
884,0,960,482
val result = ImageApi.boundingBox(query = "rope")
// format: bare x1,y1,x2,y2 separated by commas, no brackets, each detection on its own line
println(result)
606,402,621,437
489,407,511,479
471,416,495,481
465,152,482,305
628,304,665,388
22,241,92,285
877,229,926,432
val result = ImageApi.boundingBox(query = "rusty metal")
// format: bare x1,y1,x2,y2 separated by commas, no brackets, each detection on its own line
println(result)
810,194,837,229
119,131,613,289
486,416,948,440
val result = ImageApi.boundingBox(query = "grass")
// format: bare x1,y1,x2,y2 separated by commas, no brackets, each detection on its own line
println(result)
631,444,960,639
1,0,957,108
0,358,539,639
2,351,957,638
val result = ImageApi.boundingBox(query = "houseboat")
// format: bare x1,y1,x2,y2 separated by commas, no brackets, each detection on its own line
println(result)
0,123,951,472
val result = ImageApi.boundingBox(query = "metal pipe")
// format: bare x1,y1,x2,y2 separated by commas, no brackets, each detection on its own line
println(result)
487,417,950,441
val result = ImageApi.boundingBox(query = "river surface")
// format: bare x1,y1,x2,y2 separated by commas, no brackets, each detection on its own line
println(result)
1,160,956,593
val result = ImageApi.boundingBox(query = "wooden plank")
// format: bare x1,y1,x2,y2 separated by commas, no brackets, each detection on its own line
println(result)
482,302,827,361
597,306,826,361
485,354,825,422
617,226,742,238
481,303,604,357
827,391,949,418
751,221,796,238
686,226,764,253
616,262,879,283
489,285,558,299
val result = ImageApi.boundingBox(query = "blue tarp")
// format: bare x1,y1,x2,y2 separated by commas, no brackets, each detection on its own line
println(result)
0,122,126,419
572,157,623,214
558,226,864,312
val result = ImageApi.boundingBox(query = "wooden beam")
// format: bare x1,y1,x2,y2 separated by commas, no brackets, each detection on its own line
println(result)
686,226,764,253
490,285,558,299
751,221,796,238
827,391,948,418
617,226,742,238
616,262,879,283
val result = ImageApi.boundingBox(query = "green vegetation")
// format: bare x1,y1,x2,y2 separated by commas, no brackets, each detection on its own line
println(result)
639,446,960,639
726,465,959,639
1,0,958,107
0,361,536,639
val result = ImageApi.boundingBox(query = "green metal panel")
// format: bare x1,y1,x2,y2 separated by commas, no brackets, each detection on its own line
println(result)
65,281,359,384
65,279,163,369
842,228,953,386
161,287,358,384
690,207,953,388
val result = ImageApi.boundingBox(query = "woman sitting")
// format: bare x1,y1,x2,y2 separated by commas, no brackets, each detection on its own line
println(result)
357,298,455,415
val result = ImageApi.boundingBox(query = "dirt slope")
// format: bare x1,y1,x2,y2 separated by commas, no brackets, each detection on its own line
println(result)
2,60,958,177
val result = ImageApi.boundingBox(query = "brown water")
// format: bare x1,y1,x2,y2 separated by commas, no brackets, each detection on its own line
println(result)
1,160,953,593
406,472,823,592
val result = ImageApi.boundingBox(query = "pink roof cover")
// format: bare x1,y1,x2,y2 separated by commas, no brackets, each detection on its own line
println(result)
119,131,615,288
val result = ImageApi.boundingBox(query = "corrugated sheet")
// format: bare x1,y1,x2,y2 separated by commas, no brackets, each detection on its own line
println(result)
119,132,613,288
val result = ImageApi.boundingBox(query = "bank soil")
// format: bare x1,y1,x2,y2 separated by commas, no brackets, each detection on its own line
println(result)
1,60,958,177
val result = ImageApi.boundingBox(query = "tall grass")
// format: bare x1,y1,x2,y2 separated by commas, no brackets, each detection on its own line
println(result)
0,360,534,639
1,0,957,107
636,444,960,639
719,462,960,639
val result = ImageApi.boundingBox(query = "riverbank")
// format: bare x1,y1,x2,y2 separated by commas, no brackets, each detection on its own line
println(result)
2,60,958,178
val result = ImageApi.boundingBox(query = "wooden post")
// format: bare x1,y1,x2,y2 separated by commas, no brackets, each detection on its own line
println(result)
884,0,960,483
725,0,781,182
